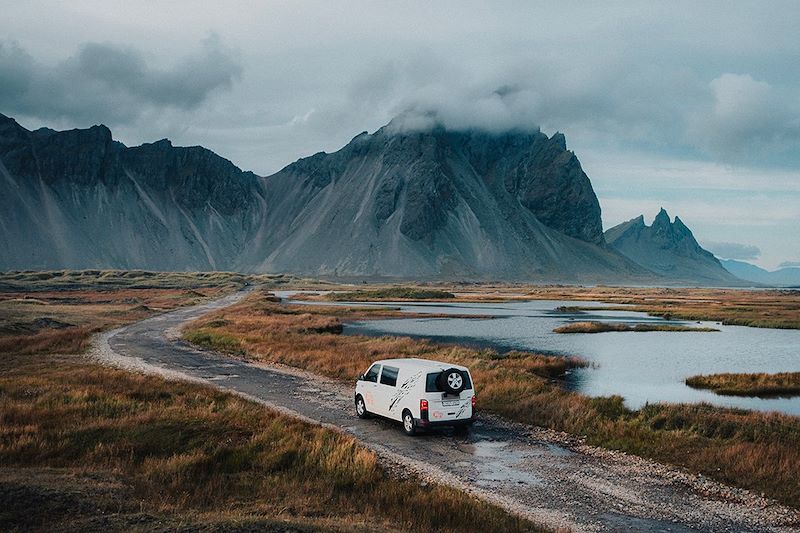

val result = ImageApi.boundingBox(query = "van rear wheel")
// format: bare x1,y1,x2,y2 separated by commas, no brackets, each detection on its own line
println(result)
355,395,370,419
402,410,416,436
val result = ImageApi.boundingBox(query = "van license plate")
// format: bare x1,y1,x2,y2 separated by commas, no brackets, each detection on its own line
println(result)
442,400,459,407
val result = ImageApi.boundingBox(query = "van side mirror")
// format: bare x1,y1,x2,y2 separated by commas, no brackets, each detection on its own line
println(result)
357,374,365,381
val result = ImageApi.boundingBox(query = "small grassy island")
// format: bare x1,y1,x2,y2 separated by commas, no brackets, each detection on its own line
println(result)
553,321,719,334
686,372,800,397
326,287,456,301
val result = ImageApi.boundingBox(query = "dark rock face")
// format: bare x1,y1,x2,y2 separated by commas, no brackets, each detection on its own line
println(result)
373,173,403,222
605,208,742,284
273,125,604,245
492,131,603,244
252,123,647,281
0,113,265,271
0,112,654,282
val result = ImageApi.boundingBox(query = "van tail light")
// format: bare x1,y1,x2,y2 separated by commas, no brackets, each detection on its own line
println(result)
471,395,477,409
420,399,429,421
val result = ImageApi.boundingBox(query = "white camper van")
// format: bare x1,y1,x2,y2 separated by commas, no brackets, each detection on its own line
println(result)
354,358,476,435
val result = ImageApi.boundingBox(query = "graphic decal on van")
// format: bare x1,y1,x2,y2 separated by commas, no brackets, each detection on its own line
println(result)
388,371,422,412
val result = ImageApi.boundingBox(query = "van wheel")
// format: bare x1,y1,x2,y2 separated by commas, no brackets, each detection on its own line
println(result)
355,395,370,419
402,410,416,436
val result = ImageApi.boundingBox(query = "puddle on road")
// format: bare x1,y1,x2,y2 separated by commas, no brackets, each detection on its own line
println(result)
470,440,543,487
541,442,573,458
206,373,239,381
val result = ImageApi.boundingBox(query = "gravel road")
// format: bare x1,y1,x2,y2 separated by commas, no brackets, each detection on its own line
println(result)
91,291,800,532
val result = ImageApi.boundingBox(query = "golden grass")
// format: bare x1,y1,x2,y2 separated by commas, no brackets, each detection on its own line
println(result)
686,372,800,397
0,287,229,357
0,269,310,292
0,352,536,532
185,289,800,510
290,283,800,329
553,321,719,333
521,286,800,329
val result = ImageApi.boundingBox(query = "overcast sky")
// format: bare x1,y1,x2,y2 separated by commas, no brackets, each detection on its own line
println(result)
2,1,799,269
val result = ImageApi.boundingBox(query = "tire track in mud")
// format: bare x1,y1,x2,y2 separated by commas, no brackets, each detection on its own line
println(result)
90,291,800,533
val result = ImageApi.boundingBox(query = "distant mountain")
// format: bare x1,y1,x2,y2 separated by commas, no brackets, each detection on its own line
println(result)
720,259,800,287
5,112,745,284
604,208,742,285
0,113,266,271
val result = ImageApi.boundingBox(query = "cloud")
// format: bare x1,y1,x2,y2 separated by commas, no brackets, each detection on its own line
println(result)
778,261,800,268
702,241,761,260
688,74,800,162
343,52,697,141
0,35,241,125
338,55,800,171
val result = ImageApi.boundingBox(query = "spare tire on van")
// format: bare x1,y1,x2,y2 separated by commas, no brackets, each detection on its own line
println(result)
437,368,466,394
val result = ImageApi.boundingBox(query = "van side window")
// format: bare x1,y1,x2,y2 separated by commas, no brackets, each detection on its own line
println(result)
426,371,472,392
379,365,399,387
364,364,380,383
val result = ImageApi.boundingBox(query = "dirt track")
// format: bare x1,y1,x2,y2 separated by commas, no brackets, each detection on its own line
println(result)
91,291,800,532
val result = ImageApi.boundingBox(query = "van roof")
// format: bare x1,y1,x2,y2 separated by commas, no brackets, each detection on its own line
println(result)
373,358,469,372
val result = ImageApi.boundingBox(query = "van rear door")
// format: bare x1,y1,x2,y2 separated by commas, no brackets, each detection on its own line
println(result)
425,370,473,422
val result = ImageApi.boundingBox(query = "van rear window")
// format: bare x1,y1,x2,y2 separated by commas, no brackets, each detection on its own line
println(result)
426,371,472,392
380,366,399,387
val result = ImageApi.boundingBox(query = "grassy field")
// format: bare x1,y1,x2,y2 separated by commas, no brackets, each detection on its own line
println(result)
521,285,800,329
293,283,800,329
185,289,800,509
0,269,318,292
0,271,538,532
687,372,800,397
0,352,536,532
0,269,335,357
0,284,234,357
553,321,719,333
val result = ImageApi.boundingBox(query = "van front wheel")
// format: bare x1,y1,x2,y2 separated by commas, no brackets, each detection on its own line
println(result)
355,395,370,419
402,410,416,436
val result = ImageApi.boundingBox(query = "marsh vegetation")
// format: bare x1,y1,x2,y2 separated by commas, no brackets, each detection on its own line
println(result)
326,287,457,301
522,286,800,329
185,289,800,509
687,372,800,398
553,321,719,334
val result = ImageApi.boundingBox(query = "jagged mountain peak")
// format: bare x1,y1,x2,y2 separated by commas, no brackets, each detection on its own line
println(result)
277,120,604,245
605,209,740,284
653,207,670,223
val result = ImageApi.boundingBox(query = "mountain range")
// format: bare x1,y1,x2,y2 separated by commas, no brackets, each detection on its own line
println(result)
720,259,800,287
0,112,747,285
